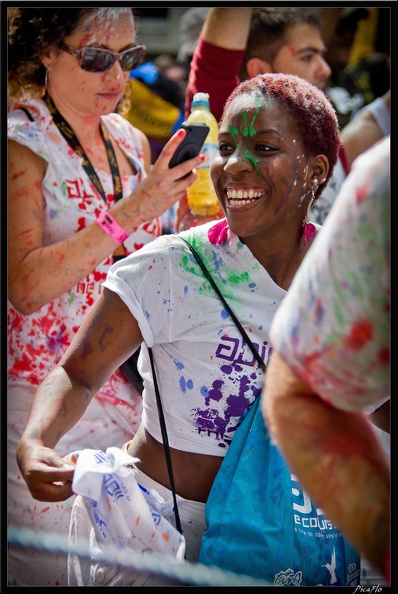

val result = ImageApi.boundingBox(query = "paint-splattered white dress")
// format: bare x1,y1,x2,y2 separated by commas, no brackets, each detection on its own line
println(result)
7,98,162,586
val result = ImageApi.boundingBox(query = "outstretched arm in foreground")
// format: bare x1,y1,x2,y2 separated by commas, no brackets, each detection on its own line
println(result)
262,350,390,581
16,288,143,503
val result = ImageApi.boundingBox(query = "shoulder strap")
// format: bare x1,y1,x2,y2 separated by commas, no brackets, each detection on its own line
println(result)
149,235,266,536
180,237,266,372
148,347,182,534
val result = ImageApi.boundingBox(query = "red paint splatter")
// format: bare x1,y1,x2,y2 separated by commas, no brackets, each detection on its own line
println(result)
355,184,368,205
11,171,25,180
345,319,373,350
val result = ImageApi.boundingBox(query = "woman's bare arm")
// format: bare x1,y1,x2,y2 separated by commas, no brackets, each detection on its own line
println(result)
8,129,203,314
16,288,143,501
262,350,390,577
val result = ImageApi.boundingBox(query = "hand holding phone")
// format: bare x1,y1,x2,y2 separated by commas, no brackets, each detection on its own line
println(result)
169,122,210,168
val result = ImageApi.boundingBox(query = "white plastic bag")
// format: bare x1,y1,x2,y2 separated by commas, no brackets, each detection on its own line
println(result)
68,447,185,560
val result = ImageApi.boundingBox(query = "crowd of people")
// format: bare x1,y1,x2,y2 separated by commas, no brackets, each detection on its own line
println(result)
7,5,390,587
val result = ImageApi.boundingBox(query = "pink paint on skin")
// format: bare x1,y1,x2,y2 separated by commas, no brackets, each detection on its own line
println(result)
79,33,94,47
11,171,25,180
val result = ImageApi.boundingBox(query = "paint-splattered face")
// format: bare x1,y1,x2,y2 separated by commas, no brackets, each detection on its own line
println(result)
211,92,315,239
44,9,136,116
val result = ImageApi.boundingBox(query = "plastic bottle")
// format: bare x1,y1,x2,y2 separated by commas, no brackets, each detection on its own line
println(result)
185,92,221,217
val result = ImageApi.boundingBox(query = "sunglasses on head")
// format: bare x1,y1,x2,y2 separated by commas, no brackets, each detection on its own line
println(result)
59,42,146,73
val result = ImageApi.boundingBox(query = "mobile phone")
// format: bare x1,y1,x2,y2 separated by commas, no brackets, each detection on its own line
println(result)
169,122,210,168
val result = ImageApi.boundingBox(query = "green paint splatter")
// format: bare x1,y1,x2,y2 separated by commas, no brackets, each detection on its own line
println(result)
180,246,255,304
244,148,261,176
249,100,261,137
230,104,262,176
182,254,197,276
228,271,250,284
228,122,239,144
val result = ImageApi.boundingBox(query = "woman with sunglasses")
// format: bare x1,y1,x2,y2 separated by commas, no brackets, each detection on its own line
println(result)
7,7,203,586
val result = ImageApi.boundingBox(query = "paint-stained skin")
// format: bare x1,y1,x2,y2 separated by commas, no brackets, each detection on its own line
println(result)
211,93,313,242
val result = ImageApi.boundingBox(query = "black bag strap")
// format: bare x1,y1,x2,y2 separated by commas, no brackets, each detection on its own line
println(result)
180,237,266,372
148,346,182,534
148,237,266,535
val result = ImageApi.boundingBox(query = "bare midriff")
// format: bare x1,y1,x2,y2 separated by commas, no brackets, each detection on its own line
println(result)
127,424,223,503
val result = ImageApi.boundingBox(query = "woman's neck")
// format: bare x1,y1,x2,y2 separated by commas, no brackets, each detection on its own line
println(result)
45,88,103,146
45,90,110,166
243,226,319,291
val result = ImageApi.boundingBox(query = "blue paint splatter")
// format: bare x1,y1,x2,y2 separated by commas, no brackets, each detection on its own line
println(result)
221,307,229,320
179,376,194,393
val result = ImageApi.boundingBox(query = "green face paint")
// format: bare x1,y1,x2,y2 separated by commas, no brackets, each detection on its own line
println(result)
227,101,263,176
228,122,239,144
242,102,260,138
248,99,261,138
244,148,261,176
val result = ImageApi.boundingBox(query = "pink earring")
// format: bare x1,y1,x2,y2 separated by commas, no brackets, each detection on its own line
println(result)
302,188,316,246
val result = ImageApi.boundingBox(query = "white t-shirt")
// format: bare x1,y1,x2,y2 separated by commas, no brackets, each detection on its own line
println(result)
104,221,286,456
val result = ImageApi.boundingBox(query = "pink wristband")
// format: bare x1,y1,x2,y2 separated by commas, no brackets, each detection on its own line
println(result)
97,210,129,245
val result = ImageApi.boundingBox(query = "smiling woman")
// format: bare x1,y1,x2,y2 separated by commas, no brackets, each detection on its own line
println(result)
7,6,204,586
14,71,346,586
211,73,340,288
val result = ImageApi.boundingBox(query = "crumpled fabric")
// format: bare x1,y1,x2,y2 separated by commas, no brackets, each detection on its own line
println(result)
66,447,185,561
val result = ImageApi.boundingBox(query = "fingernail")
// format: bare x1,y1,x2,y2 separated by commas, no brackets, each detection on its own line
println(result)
177,129,185,137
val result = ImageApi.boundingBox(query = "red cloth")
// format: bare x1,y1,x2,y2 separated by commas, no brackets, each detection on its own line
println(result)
185,36,245,122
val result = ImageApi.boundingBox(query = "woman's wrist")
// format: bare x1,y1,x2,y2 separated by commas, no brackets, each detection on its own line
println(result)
96,209,130,244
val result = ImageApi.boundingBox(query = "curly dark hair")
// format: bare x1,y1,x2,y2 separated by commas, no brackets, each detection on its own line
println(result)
240,8,321,81
222,73,342,201
8,7,135,99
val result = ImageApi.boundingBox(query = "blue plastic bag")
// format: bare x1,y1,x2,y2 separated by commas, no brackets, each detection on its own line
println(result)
199,396,360,586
